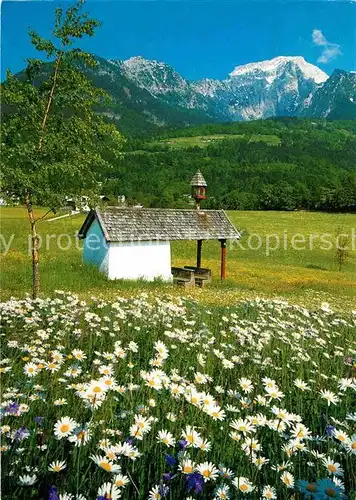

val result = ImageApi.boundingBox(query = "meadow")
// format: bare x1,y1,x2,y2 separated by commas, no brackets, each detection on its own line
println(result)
0,207,355,311
1,292,355,499
149,134,281,149
1,207,356,499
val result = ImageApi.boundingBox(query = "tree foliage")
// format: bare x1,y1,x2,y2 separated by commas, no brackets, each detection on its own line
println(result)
1,0,124,207
1,0,124,298
102,118,356,212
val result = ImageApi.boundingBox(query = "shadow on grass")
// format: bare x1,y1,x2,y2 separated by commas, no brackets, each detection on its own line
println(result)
305,264,328,271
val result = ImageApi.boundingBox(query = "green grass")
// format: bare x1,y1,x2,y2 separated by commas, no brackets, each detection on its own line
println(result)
150,134,281,149
0,207,355,311
1,294,356,498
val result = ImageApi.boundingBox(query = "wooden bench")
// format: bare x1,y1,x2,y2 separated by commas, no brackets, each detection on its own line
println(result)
184,266,212,287
171,267,195,287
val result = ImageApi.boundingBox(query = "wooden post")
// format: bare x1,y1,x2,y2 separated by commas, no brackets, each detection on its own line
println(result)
219,239,227,280
196,239,202,268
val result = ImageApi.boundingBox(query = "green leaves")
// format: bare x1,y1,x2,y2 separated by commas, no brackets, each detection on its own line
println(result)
1,0,123,208
28,30,57,59
52,0,101,47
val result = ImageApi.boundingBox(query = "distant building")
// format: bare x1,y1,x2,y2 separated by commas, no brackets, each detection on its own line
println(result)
64,195,110,213
117,195,126,205
99,195,110,203
64,196,90,213
0,193,19,206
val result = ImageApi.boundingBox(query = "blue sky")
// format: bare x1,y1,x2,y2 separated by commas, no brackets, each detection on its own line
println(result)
1,0,356,80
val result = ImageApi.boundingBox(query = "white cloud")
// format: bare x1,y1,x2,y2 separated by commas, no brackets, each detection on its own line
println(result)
312,29,341,63
312,29,327,46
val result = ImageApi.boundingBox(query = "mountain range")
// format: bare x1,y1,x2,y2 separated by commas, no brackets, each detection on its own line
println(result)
16,54,356,135
118,55,329,121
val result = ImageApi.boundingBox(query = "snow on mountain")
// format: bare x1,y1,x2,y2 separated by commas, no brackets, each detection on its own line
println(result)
210,56,327,120
89,54,353,124
229,56,328,84
191,56,328,120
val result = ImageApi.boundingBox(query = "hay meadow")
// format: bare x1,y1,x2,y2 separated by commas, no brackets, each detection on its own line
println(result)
1,207,355,311
1,207,356,499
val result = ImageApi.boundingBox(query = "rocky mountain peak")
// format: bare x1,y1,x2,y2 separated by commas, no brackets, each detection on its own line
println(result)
229,56,328,85
119,55,188,95
85,54,355,129
303,68,356,119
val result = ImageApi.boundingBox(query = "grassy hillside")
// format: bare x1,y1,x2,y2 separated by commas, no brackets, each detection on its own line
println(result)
10,56,214,138
1,207,355,311
149,134,281,149
155,116,356,139
103,118,356,212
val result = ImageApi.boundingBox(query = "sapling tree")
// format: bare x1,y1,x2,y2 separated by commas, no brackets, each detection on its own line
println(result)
1,0,123,298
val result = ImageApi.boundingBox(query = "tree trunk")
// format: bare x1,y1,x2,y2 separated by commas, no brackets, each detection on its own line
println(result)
25,193,40,299
39,52,63,151
25,52,63,298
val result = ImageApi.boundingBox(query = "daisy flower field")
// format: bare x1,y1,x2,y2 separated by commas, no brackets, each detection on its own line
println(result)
1,292,355,499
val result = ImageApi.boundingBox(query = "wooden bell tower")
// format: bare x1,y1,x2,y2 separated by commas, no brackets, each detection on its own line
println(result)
191,170,207,270
190,170,207,210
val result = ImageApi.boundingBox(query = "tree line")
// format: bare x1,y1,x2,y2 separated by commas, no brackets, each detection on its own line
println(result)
100,119,356,212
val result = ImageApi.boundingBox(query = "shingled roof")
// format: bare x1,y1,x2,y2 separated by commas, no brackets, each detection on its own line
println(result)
78,207,240,242
190,170,207,187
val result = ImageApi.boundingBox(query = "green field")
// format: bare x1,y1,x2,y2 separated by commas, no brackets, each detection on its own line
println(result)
1,207,355,311
1,209,356,497
150,134,281,149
